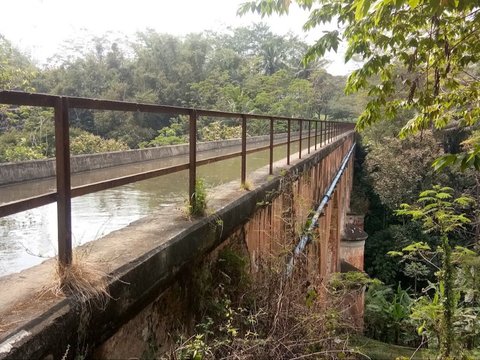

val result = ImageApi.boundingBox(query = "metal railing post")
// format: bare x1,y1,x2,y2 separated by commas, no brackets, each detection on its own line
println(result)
287,119,291,165
307,120,311,154
320,120,323,147
189,110,197,209
299,119,303,159
325,121,331,144
269,117,274,175
325,121,328,144
314,121,318,150
241,115,247,185
55,97,72,268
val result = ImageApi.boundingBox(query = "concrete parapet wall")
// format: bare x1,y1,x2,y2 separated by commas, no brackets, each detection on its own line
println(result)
0,132,356,360
0,132,295,186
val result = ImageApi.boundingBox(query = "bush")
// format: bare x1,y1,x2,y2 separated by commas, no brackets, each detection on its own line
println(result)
70,132,129,155
189,178,207,217
365,283,418,347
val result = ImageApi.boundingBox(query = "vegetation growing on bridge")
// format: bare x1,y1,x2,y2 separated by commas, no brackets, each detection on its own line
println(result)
188,178,208,217
160,246,371,359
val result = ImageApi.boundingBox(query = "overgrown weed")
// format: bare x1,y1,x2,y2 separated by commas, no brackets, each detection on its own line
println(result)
159,172,369,359
161,248,368,359
240,179,254,191
183,178,208,218
49,249,111,309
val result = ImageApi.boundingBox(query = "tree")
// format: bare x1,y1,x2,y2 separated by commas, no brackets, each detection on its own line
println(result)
364,130,442,209
396,186,475,358
144,116,188,147
225,24,307,75
0,35,36,92
69,132,129,155
2,25,356,155
239,0,480,169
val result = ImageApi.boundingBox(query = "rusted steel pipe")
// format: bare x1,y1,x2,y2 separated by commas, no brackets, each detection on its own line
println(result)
0,90,346,124
0,135,309,217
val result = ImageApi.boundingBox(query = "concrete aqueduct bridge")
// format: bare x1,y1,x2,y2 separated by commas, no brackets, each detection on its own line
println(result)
0,94,361,359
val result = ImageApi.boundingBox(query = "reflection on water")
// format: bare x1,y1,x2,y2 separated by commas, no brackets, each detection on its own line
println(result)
0,140,304,277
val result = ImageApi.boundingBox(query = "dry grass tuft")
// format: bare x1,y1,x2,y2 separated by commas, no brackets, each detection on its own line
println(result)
241,180,254,191
50,255,111,309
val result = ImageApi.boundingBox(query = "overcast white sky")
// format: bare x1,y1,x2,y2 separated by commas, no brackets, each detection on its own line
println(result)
0,0,357,75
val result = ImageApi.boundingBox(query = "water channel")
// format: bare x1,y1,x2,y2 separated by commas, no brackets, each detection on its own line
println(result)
0,138,312,277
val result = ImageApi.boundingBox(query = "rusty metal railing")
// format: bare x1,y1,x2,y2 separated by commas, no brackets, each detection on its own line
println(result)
0,90,355,268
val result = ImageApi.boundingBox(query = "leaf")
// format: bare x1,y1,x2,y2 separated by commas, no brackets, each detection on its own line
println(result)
454,196,474,206
419,190,436,197
417,321,426,335
355,0,371,20
402,242,431,252
387,251,404,257
453,245,476,256
435,192,452,200
409,0,420,7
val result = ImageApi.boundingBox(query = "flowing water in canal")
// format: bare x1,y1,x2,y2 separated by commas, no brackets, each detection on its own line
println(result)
0,139,309,277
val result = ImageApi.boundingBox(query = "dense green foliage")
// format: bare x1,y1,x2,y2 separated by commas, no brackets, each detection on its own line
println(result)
395,187,476,357
0,25,363,162
353,125,480,356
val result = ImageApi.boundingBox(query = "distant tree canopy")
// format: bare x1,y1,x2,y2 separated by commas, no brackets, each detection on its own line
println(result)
0,25,365,161
0,35,36,92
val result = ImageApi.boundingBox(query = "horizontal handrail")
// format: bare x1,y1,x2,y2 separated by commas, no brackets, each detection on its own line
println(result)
0,135,305,215
0,90,355,269
2,90,346,123
0,193,57,218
